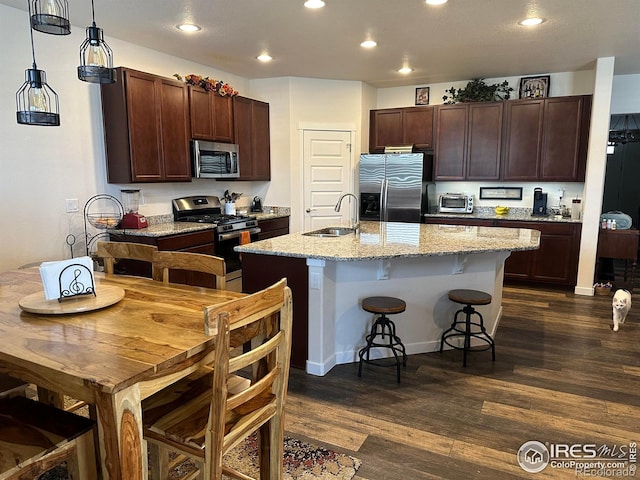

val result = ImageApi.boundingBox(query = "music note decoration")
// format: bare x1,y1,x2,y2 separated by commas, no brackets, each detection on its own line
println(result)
58,263,96,302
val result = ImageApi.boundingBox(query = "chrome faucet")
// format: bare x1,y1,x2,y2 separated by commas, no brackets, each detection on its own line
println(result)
335,193,359,230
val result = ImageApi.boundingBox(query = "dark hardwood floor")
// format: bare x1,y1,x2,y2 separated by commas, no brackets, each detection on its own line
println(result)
284,285,640,479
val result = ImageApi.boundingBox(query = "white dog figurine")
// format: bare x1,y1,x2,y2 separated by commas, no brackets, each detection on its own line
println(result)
612,289,631,332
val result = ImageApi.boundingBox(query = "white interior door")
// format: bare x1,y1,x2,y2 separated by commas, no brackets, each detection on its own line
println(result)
303,130,353,231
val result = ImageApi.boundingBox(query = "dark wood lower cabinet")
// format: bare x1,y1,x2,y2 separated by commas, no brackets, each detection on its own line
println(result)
424,217,582,286
257,217,289,240
242,253,308,369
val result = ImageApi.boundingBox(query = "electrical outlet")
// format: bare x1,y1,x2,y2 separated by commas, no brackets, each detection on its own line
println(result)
65,198,79,213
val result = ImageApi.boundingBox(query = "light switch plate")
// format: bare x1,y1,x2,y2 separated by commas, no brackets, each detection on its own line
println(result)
65,198,79,213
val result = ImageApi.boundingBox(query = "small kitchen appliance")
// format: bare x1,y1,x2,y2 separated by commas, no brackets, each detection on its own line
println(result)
120,189,148,229
532,187,548,216
192,140,239,179
438,193,474,214
250,196,263,212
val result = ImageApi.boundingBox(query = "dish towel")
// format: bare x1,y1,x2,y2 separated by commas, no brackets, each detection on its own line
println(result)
240,231,251,245
39,256,95,301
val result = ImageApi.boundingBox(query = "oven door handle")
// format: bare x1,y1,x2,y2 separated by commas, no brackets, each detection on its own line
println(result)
217,227,261,242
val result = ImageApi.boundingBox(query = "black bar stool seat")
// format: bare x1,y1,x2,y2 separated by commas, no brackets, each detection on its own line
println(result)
440,289,495,367
358,296,407,382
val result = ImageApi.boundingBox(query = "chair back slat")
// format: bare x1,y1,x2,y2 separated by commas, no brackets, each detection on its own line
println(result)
95,241,157,276
152,250,226,290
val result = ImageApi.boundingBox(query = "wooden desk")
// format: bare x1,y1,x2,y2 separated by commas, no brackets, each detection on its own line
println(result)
596,229,640,290
0,268,242,480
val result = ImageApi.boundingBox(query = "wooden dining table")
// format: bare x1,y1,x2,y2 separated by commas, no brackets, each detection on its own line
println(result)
0,267,243,480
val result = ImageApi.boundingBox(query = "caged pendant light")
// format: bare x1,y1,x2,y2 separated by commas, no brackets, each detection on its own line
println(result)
78,0,115,83
16,1,60,126
30,0,70,35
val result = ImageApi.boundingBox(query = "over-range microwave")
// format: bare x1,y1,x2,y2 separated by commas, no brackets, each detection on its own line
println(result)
192,140,239,179
438,193,474,213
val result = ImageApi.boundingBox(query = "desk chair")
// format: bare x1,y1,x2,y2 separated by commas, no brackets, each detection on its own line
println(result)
143,278,292,480
152,250,227,290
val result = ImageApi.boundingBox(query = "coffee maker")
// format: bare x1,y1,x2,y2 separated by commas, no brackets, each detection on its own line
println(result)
532,187,548,216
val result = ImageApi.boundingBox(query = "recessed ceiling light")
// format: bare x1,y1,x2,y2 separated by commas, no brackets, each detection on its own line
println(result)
176,24,201,32
257,54,273,62
398,66,413,74
304,0,325,8
518,17,545,26
426,0,448,5
360,40,377,48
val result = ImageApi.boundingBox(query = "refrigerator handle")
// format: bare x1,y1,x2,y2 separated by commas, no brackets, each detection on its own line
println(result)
382,179,389,222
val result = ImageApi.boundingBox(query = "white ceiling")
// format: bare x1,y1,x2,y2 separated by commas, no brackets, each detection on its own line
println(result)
3,0,640,88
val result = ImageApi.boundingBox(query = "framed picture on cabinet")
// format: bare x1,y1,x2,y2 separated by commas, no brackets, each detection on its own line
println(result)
519,75,550,99
415,87,430,105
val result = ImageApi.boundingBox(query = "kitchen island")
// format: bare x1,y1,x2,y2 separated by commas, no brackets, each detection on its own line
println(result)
237,221,540,375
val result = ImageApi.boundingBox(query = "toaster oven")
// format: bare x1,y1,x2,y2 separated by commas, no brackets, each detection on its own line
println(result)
438,193,474,213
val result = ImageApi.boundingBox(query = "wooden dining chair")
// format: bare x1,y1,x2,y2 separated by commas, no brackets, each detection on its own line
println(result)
95,240,158,277
0,396,97,480
0,374,29,399
152,250,227,290
142,278,293,480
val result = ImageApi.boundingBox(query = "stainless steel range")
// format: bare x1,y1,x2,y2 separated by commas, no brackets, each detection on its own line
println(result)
173,195,261,292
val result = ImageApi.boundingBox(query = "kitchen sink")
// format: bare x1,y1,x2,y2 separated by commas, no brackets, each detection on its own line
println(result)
302,227,356,237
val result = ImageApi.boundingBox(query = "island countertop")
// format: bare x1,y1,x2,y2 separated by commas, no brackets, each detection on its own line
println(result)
235,221,540,261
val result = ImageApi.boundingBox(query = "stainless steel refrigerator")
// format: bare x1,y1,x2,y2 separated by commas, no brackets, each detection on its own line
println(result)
359,153,428,223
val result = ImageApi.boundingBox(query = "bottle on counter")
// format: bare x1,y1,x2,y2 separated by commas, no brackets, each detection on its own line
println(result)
601,218,608,229
612,219,617,230
606,219,612,230
571,198,581,220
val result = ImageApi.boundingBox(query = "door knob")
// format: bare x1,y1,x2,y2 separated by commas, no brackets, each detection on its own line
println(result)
306,208,316,213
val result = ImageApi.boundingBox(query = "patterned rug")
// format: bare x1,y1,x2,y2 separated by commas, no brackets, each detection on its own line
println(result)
39,435,361,480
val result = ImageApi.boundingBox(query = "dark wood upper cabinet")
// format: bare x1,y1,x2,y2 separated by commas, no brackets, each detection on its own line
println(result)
501,99,544,180
188,87,234,143
434,104,467,180
434,102,502,181
101,67,191,183
233,96,271,181
369,106,433,152
541,96,590,181
502,95,591,182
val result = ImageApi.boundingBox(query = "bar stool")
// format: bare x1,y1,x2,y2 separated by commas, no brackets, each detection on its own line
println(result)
358,296,407,382
440,289,495,367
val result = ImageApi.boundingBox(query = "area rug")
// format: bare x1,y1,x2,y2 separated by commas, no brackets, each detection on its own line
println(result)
39,435,361,480
222,434,362,480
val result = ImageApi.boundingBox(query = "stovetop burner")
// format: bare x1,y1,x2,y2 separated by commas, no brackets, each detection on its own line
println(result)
176,213,254,225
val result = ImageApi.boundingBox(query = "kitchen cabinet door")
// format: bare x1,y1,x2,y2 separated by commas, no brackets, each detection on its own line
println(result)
159,78,192,181
189,87,234,143
369,109,403,153
258,216,290,240
101,67,191,183
466,103,502,180
502,99,544,181
541,96,589,181
403,107,434,149
234,96,271,181
434,104,467,180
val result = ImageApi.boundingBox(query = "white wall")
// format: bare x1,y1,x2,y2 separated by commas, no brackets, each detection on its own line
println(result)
611,74,640,114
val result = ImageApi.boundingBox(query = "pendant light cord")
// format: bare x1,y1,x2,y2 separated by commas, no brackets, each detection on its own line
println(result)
91,0,97,27
27,0,38,69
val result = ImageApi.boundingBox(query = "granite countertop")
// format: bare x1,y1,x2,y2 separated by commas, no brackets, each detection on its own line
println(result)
235,220,540,261
107,207,291,238
425,206,582,223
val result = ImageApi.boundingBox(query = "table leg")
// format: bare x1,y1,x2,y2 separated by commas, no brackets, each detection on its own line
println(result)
94,384,147,480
